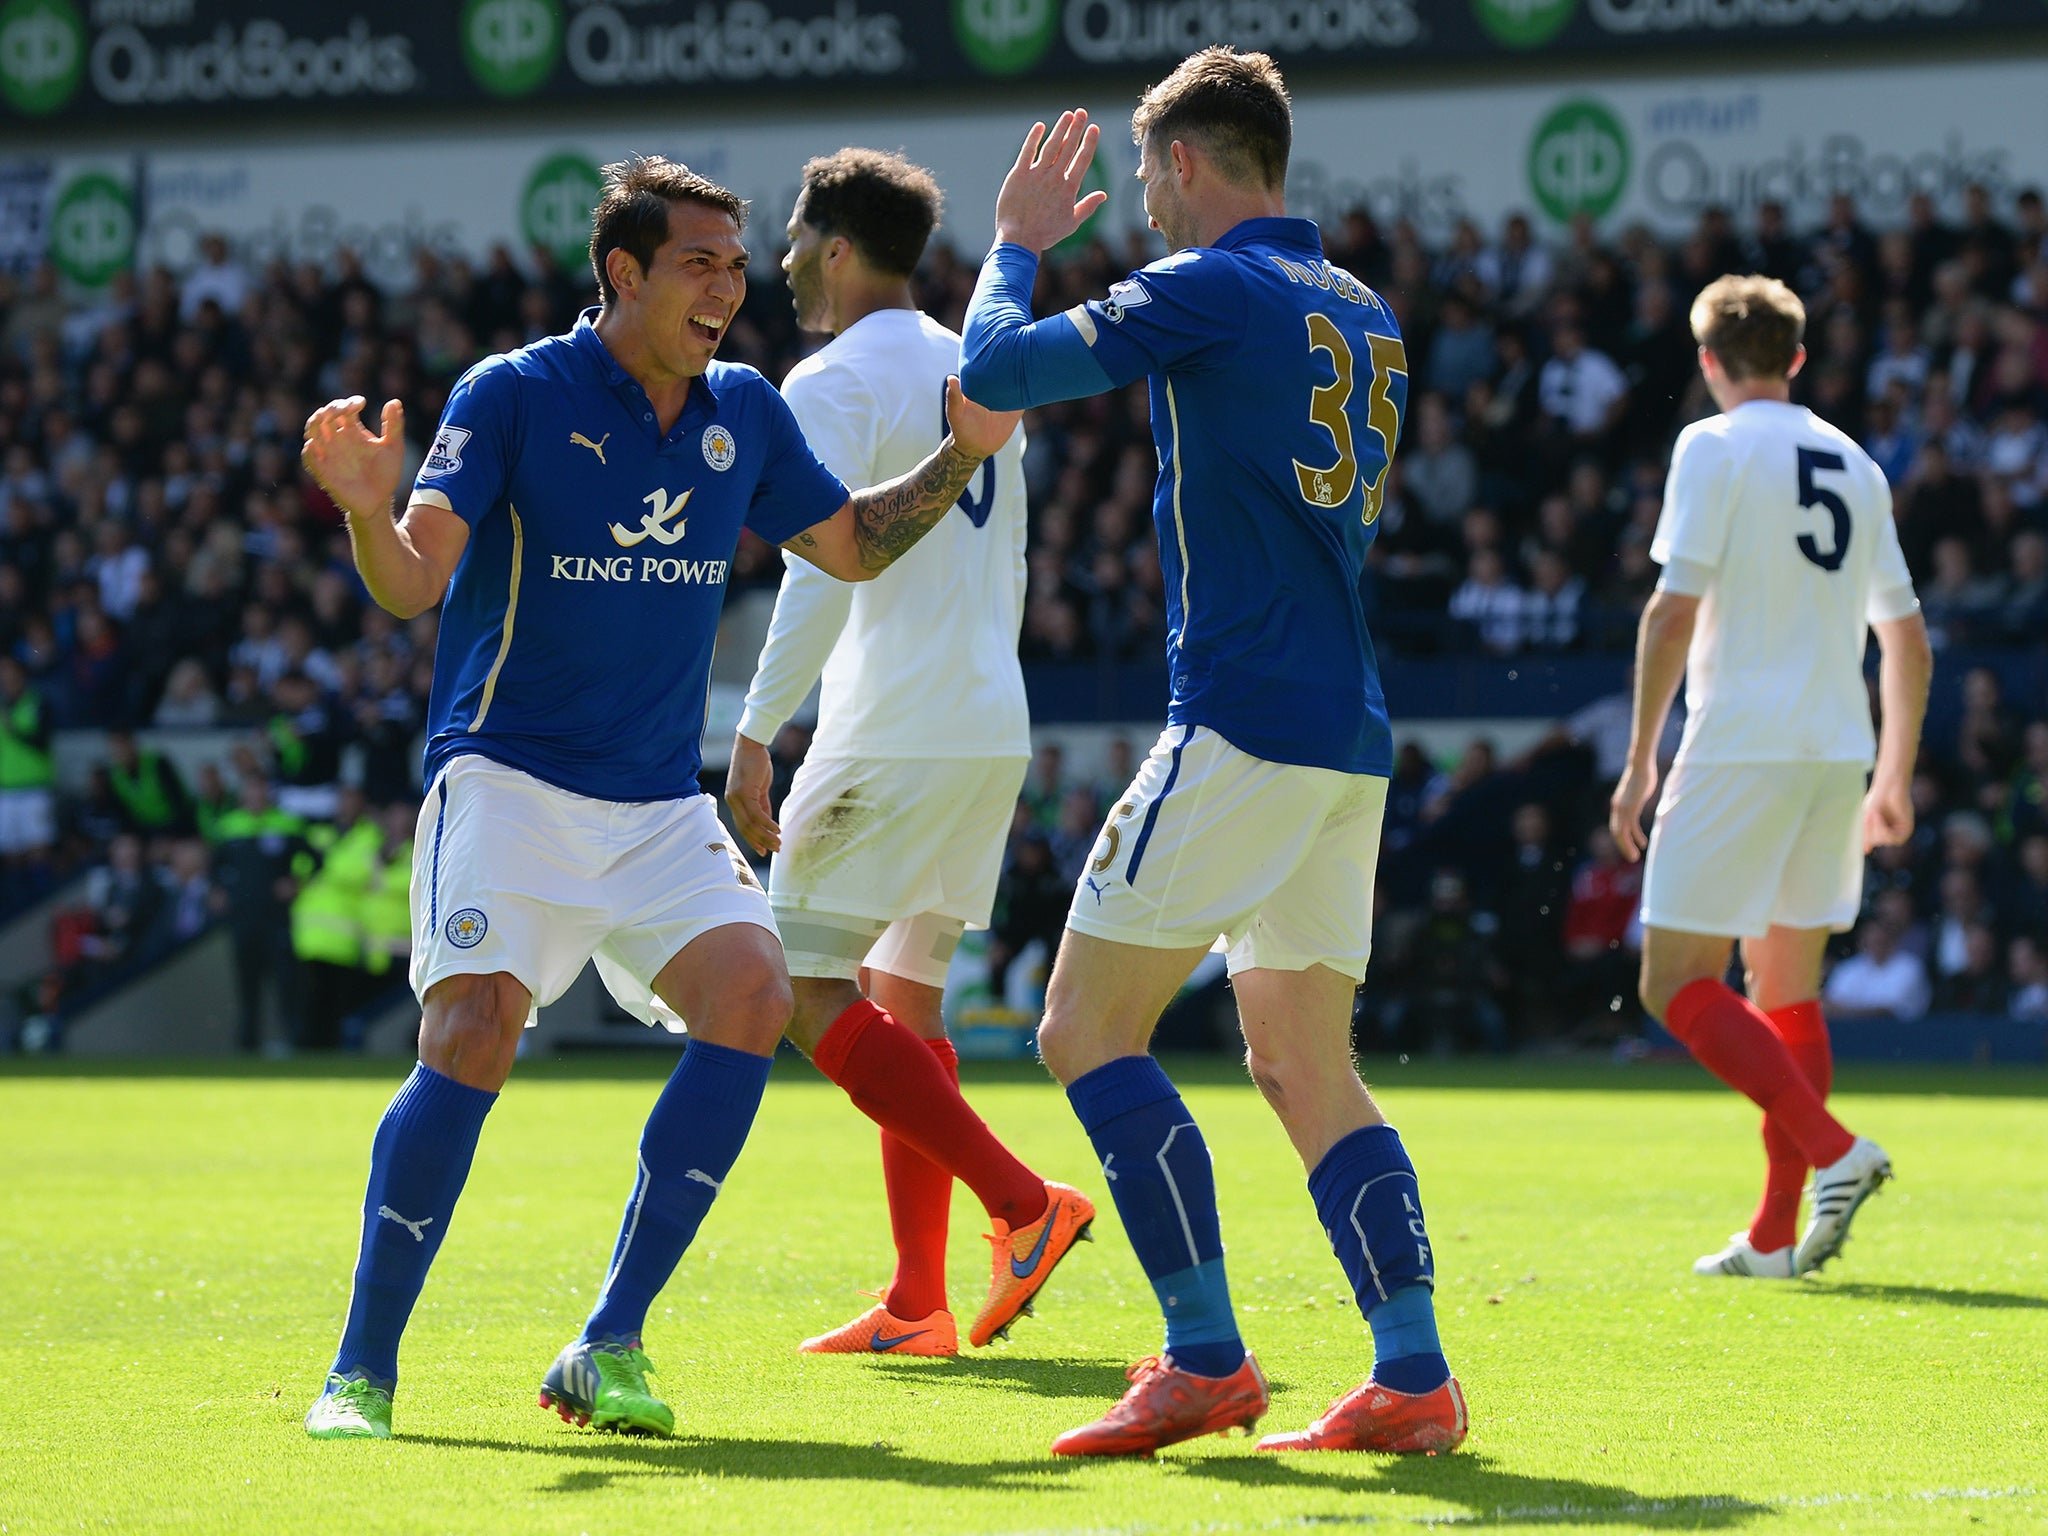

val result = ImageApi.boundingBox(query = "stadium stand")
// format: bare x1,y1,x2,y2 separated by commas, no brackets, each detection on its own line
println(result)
1,186,2043,1052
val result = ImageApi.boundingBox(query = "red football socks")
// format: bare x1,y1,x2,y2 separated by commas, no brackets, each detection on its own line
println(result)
813,1001,1048,1229
879,1035,959,1320
1748,1001,1836,1253
1665,980,1855,1170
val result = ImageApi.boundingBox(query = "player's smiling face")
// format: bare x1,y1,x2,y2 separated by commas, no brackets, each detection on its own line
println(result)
629,200,749,378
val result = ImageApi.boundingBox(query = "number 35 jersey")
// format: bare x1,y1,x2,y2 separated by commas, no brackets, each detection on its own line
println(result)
1651,399,1919,768
1066,217,1406,776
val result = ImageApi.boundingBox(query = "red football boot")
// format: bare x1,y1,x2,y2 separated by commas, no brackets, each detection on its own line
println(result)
1257,1376,1468,1454
1050,1353,1269,1458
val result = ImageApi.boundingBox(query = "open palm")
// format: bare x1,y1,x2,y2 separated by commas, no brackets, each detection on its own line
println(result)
303,396,406,518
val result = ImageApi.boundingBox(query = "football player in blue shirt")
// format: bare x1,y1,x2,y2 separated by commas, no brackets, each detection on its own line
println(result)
297,156,1019,1441
960,50,1468,1457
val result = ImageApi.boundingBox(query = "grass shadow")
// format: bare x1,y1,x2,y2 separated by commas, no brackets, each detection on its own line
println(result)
1798,1279,2048,1311
1177,1452,1773,1528
412,1431,1074,1494
860,1353,1141,1399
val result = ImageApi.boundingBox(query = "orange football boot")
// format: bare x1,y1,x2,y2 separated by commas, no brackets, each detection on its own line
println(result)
798,1303,957,1357
1257,1376,1469,1454
968,1180,1096,1348
1051,1353,1269,1458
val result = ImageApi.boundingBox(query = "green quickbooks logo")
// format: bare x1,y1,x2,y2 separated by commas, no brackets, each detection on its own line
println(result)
48,172,133,286
953,0,1057,75
1527,97,1629,223
463,0,560,97
0,0,82,116
1472,0,1574,48
522,152,601,268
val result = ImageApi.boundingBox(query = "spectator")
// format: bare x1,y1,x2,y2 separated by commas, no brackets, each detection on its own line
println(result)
265,671,342,820
210,775,307,1054
0,654,56,875
79,832,161,968
1561,825,1641,1021
1383,868,1507,1054
1019,742,1065,833
1494,803,1569,1036
1049,785,1102,885
2009,936,2048,1021
146,838,221,953
1824,921,1932,1020
988,833,1068,1009
1933,922,2008,1014
1402,393,1478,527
105,729,193,836
291,786,381,1051
1519,549,1585,650
177,234,252,324
153,659,222,728
1538,321,1629,448
1449,547,1525,654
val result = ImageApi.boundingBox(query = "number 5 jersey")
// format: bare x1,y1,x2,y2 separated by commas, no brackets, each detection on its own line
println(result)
1651,399,1918,768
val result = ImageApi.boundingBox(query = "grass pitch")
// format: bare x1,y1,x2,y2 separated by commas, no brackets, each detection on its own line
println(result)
3,1056,2045,1534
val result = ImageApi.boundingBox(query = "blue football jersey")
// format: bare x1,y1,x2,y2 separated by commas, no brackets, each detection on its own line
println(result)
412,310,848,801
964,218,1407,775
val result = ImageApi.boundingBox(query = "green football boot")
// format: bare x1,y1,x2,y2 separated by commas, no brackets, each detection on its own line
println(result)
305,1371,394,1439
539,1337,675,1436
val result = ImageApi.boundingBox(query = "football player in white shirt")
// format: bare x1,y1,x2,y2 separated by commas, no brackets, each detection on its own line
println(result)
1611,275,1933,1279
727,149,1092,1358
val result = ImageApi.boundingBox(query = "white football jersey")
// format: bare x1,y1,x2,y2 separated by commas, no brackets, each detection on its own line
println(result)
1651,399,1918,767
737,308,1029,760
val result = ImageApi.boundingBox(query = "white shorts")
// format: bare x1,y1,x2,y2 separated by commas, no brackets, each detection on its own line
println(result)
1642,758,1867,939
1067,725,1386,981
413,755,776,1029
770,754,1026,986
0,787,54,855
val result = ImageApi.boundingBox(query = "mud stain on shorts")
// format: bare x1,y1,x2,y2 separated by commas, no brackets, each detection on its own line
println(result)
785,784,879,879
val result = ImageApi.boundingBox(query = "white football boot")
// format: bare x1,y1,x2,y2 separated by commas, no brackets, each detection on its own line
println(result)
1693,1233,1794,1279
1794,1137,1892,1274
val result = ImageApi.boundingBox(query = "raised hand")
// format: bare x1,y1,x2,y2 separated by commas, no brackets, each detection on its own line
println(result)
994,109,1108,254
303,396,405,520
943,374,1021,461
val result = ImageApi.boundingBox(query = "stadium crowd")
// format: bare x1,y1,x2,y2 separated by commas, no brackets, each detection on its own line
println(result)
1,179,2044,1050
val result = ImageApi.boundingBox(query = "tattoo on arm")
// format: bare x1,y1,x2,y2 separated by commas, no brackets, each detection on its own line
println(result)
848,437,982,573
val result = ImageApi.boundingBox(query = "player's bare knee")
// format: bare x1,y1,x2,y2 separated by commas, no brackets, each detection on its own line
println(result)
1035,1007,1098,1086
419,972,525,1088
1244,1046,1290,1111
712,967,794,1056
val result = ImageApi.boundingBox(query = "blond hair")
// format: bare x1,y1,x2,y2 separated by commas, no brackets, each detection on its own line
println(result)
1689,274,1805,382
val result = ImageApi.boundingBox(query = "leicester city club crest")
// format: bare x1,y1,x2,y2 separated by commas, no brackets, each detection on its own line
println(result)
701,425,737,471
445,908,489,948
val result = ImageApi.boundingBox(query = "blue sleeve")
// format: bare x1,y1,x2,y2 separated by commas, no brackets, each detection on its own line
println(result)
959,243,1116,410
746,382,851,546
411,356,518,527
964,244,1247,409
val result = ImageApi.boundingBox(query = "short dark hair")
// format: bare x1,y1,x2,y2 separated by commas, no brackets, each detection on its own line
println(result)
798,148,943,278
1131,47,1291,192
589,156,749,305
1690,273,1805,382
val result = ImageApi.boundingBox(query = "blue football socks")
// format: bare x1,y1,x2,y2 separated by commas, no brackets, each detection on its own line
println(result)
331,1063,498,1387
582,1038,772,1343
1068,1056,1245,1379
1309,1124,1451,1396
